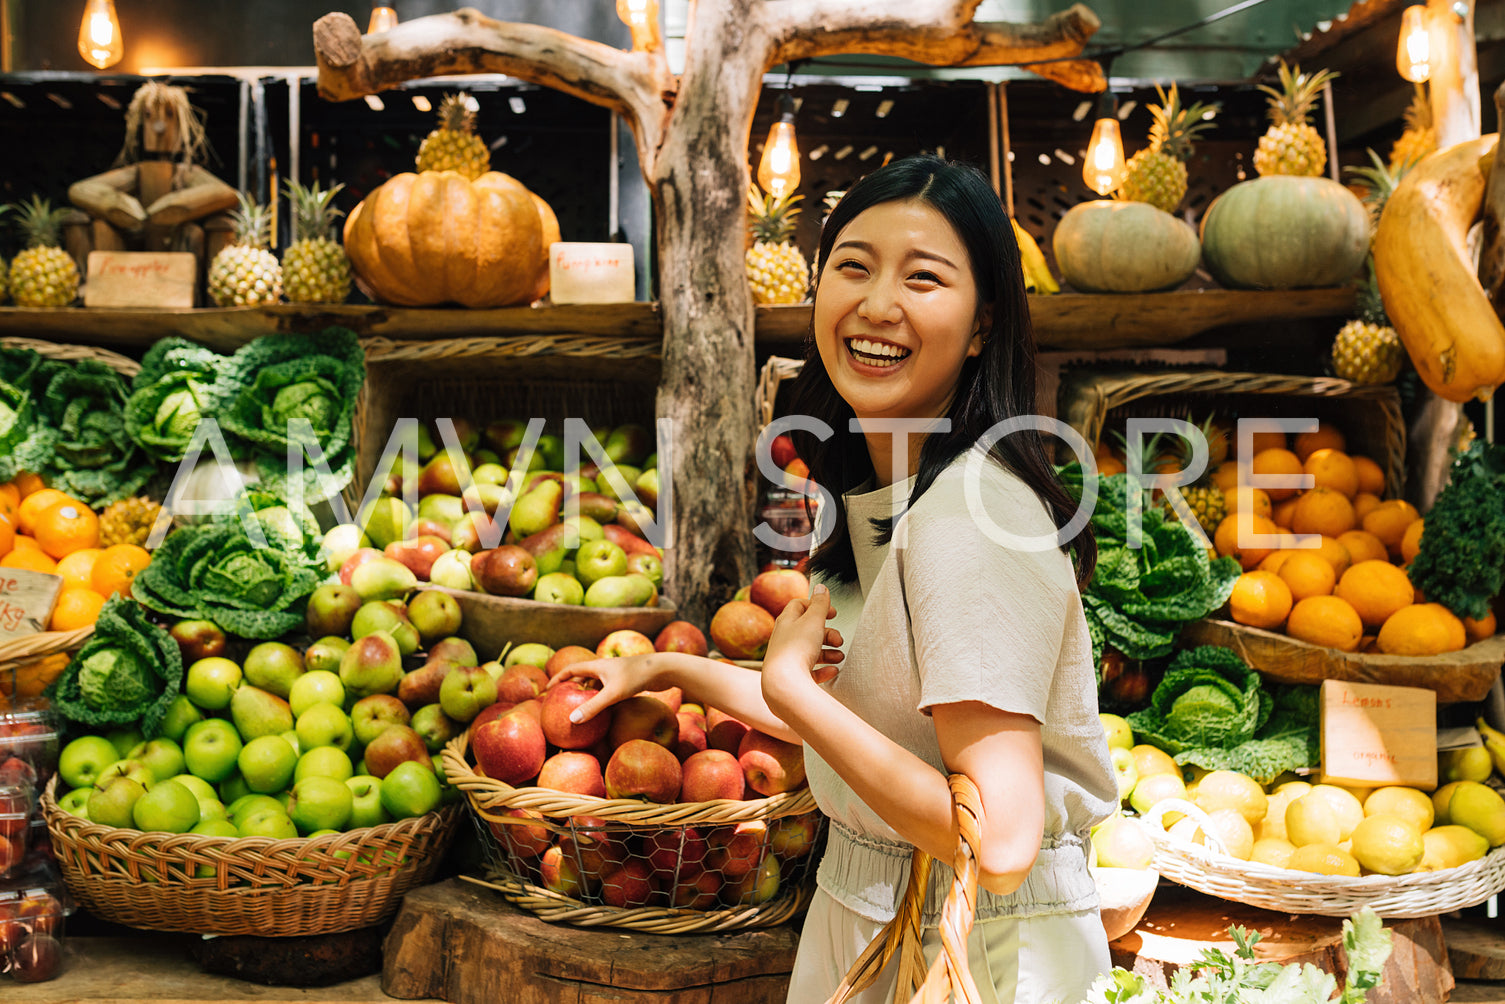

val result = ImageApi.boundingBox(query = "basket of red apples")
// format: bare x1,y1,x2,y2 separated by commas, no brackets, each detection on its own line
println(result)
441,621,825,933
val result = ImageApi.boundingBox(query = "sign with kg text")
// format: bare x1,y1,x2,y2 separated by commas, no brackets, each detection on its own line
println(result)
0,568,64,640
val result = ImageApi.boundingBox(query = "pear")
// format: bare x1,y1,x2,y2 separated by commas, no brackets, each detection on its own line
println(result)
1449,782,1505,846
408,590,464,646
243,642,306,699
418,453,468,497
536,433,565,470
415,422,439,462
231,686,296,740
306,583,363,639
340,631,405,700
574,493,620,524
417,494,466,526
504,644,555,670
428,637,479,667
484,419,527,455
510,479,564,539
352,601,421,655
350,556,419,602
585,575,641,609
605,424,652,466
304,636,352,675
358,497,414,550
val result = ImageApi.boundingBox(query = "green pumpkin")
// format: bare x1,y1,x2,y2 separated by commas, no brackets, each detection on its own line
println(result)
1199,176,1369,289
1052,200,1201,293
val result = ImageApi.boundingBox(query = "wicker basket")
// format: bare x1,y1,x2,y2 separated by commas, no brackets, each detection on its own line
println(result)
42,777,462,936
756,355,804,434
0,338,146,691
1141,798,1505,919
1056,368,1407,497
442,729,824,934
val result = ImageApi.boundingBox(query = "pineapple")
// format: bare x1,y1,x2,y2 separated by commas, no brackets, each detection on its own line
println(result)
0,204,9,304
1390,84,1436,172
8,197,80,307
208,193,283,307
745,183,809,305
1179,415,1227,536
1253,60,1339,178
281,179,351,304
98,496,168,548
1332,260,1404,385
1117,84,1220,213
415,93,490,179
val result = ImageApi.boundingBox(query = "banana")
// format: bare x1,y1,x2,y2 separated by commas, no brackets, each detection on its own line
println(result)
1373,135,1505,402
1477,717,1505,777
1012,219,1059,295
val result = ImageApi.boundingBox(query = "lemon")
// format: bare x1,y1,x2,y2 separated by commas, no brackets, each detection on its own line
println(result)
1193,771,1268,828
1287,843,1361,877
1251,837,1296,869
1273,779,1313,797
1349,814,1425,875
1202,807,1255,860
1286,793,1342,847
1419,825,1489,871
1267,771,1306,791
1433,781,1465,825
1091,815,1156,870
1308,784,1366,841
1448,781,1505,846
1099,713,1135,752
1132,744,1179,780
1363,786,1434,833
1440,747,1494,784
1336,784,1374,805
1129,771,1187,817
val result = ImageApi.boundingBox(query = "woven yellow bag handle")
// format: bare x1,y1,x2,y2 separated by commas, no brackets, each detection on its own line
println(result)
826,774,985,1004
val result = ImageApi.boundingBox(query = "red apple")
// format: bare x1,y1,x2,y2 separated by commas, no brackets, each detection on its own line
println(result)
769,433,799,471
505,699,543,725
601,858,659,908
782,458,811,492
363,725,431,779
544,645,598,680
725,853,781,906
680,749,747,802
470,545,538,597
384,534,449,580
654,621,709,657
495,663,549,705
539,680,610,749
540,842,596,898
490,808,551,857
471,700,514,732
604,739,682,803
672,867,723,910
601,523,659,560
672,715,708,761
472,713,547,785
709,601,776,660
769,812,820,860
338,547,386,586
560,815,627,878
748,568,810,618
707,820,768,879
738,730,807,796
639,686,682,713
538,751,607,798
645,825,708,881
608,695,677,750
596,630,655,659
705,708,751,755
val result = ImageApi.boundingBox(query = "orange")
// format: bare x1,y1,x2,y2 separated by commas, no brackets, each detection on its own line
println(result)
1259,549,1295,575
1377,603,1467,656
15,489,72,537
33,500,100,560
1290,487,1357,538
1214,514,1283,571
1097,456,1126,476
1337,529,1388,565
53,548,103,591
1294,425,1347,463
1400,519,1424,565
1211,460,1240,494
1287,595,1364,651
1237,429,1288,458
0,483,16,521
1271,497,1300,529
0,514,11,559
1314,535,1353,578
1361,500,1421,558
1251,448,1306,501
10,472,45,498
1335,560,1416,630
9,534,42,553
1352,492,1382,521
91,544,152,599
1353,456,1386,497
1227,486,1272,519
1303,449,1359,499
1465,611,1497,643
0,548,56,573
48,587,105,631
1278,552,1337,602
1228,570,1294,630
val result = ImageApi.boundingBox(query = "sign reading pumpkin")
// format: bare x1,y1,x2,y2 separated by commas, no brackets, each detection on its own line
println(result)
343,171,560,308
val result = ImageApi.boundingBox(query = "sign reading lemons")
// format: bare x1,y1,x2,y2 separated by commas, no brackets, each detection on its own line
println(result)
1319,680,1436,790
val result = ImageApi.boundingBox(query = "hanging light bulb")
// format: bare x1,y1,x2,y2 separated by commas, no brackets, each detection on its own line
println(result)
1082,91,1126,196
615,0,660,52
757,92,801,198
1397,5,1432,83
368,2,399,34
77,0,123,70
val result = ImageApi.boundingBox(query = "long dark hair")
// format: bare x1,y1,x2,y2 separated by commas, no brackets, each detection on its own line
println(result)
788,155,1095,588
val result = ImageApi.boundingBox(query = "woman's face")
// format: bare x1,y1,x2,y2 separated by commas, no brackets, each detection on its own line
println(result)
813,198,989,424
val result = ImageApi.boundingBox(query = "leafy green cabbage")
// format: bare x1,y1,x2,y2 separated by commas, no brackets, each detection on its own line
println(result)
125,337,228,461
32,359,155,506
47,597,182,735
1408,440,1505,622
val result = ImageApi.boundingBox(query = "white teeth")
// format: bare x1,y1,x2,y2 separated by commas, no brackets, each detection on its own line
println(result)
847,338,910,364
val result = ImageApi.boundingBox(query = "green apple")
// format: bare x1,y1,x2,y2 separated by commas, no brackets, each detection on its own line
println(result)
303,637,352,676
533,572,584,605
105,727,145,759
159,695,205,742
297,702,355,752
191,818,239,838
295,746,354,784
433,754,461,805
226,794,284,824
88,777,146,829
1110,748,1139,804
58,787,92,818
289,670,346,718
183,718,244,783
287,776,354,834
95,758,154,789
243,641,306,699
237,735,298,794
127,737,186,783
195,797,227,823
345,775,391,829
380,760,442,820
503,644,554,670
1100,713,1135,753
185,657,243,710
168,773,218,803
237,807,298,839
280,730,302,757
218,772,252,805
58,735,119,789
133,779,201,833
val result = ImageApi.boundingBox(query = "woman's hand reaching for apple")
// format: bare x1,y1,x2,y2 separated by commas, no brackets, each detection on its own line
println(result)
547,654,660,724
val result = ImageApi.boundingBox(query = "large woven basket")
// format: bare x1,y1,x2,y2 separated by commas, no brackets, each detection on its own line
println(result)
42,777,461,936
0,338,145,691
1141,799,1505,919
442,729,824,934
1056,368,1407,497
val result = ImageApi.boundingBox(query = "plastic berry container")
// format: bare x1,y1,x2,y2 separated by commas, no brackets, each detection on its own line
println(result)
0,700,59,792
0,784,34,879
0,865,70,983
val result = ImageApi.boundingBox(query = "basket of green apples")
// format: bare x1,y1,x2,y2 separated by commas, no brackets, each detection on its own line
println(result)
39,603,465,937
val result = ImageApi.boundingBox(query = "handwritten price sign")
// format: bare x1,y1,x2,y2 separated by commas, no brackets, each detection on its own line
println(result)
85,251,197,308
0,568,64,640
1320,679,1437,790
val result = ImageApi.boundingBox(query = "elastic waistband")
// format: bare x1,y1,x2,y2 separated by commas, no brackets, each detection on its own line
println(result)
815,819,1100,926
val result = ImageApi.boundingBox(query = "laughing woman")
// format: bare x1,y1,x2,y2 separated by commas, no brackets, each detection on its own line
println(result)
554,155,1116,1003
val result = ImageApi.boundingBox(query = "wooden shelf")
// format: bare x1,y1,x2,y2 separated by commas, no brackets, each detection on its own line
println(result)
0,286,1355,355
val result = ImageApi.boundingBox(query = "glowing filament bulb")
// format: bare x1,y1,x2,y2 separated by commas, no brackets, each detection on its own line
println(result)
758,93,801,199
615,0,660,51
1083,117,1126,196
1397,6,1432,83
368,5,399,34
77,0,123,70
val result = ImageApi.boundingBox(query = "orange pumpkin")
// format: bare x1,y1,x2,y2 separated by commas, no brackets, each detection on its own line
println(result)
344,171,556,308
